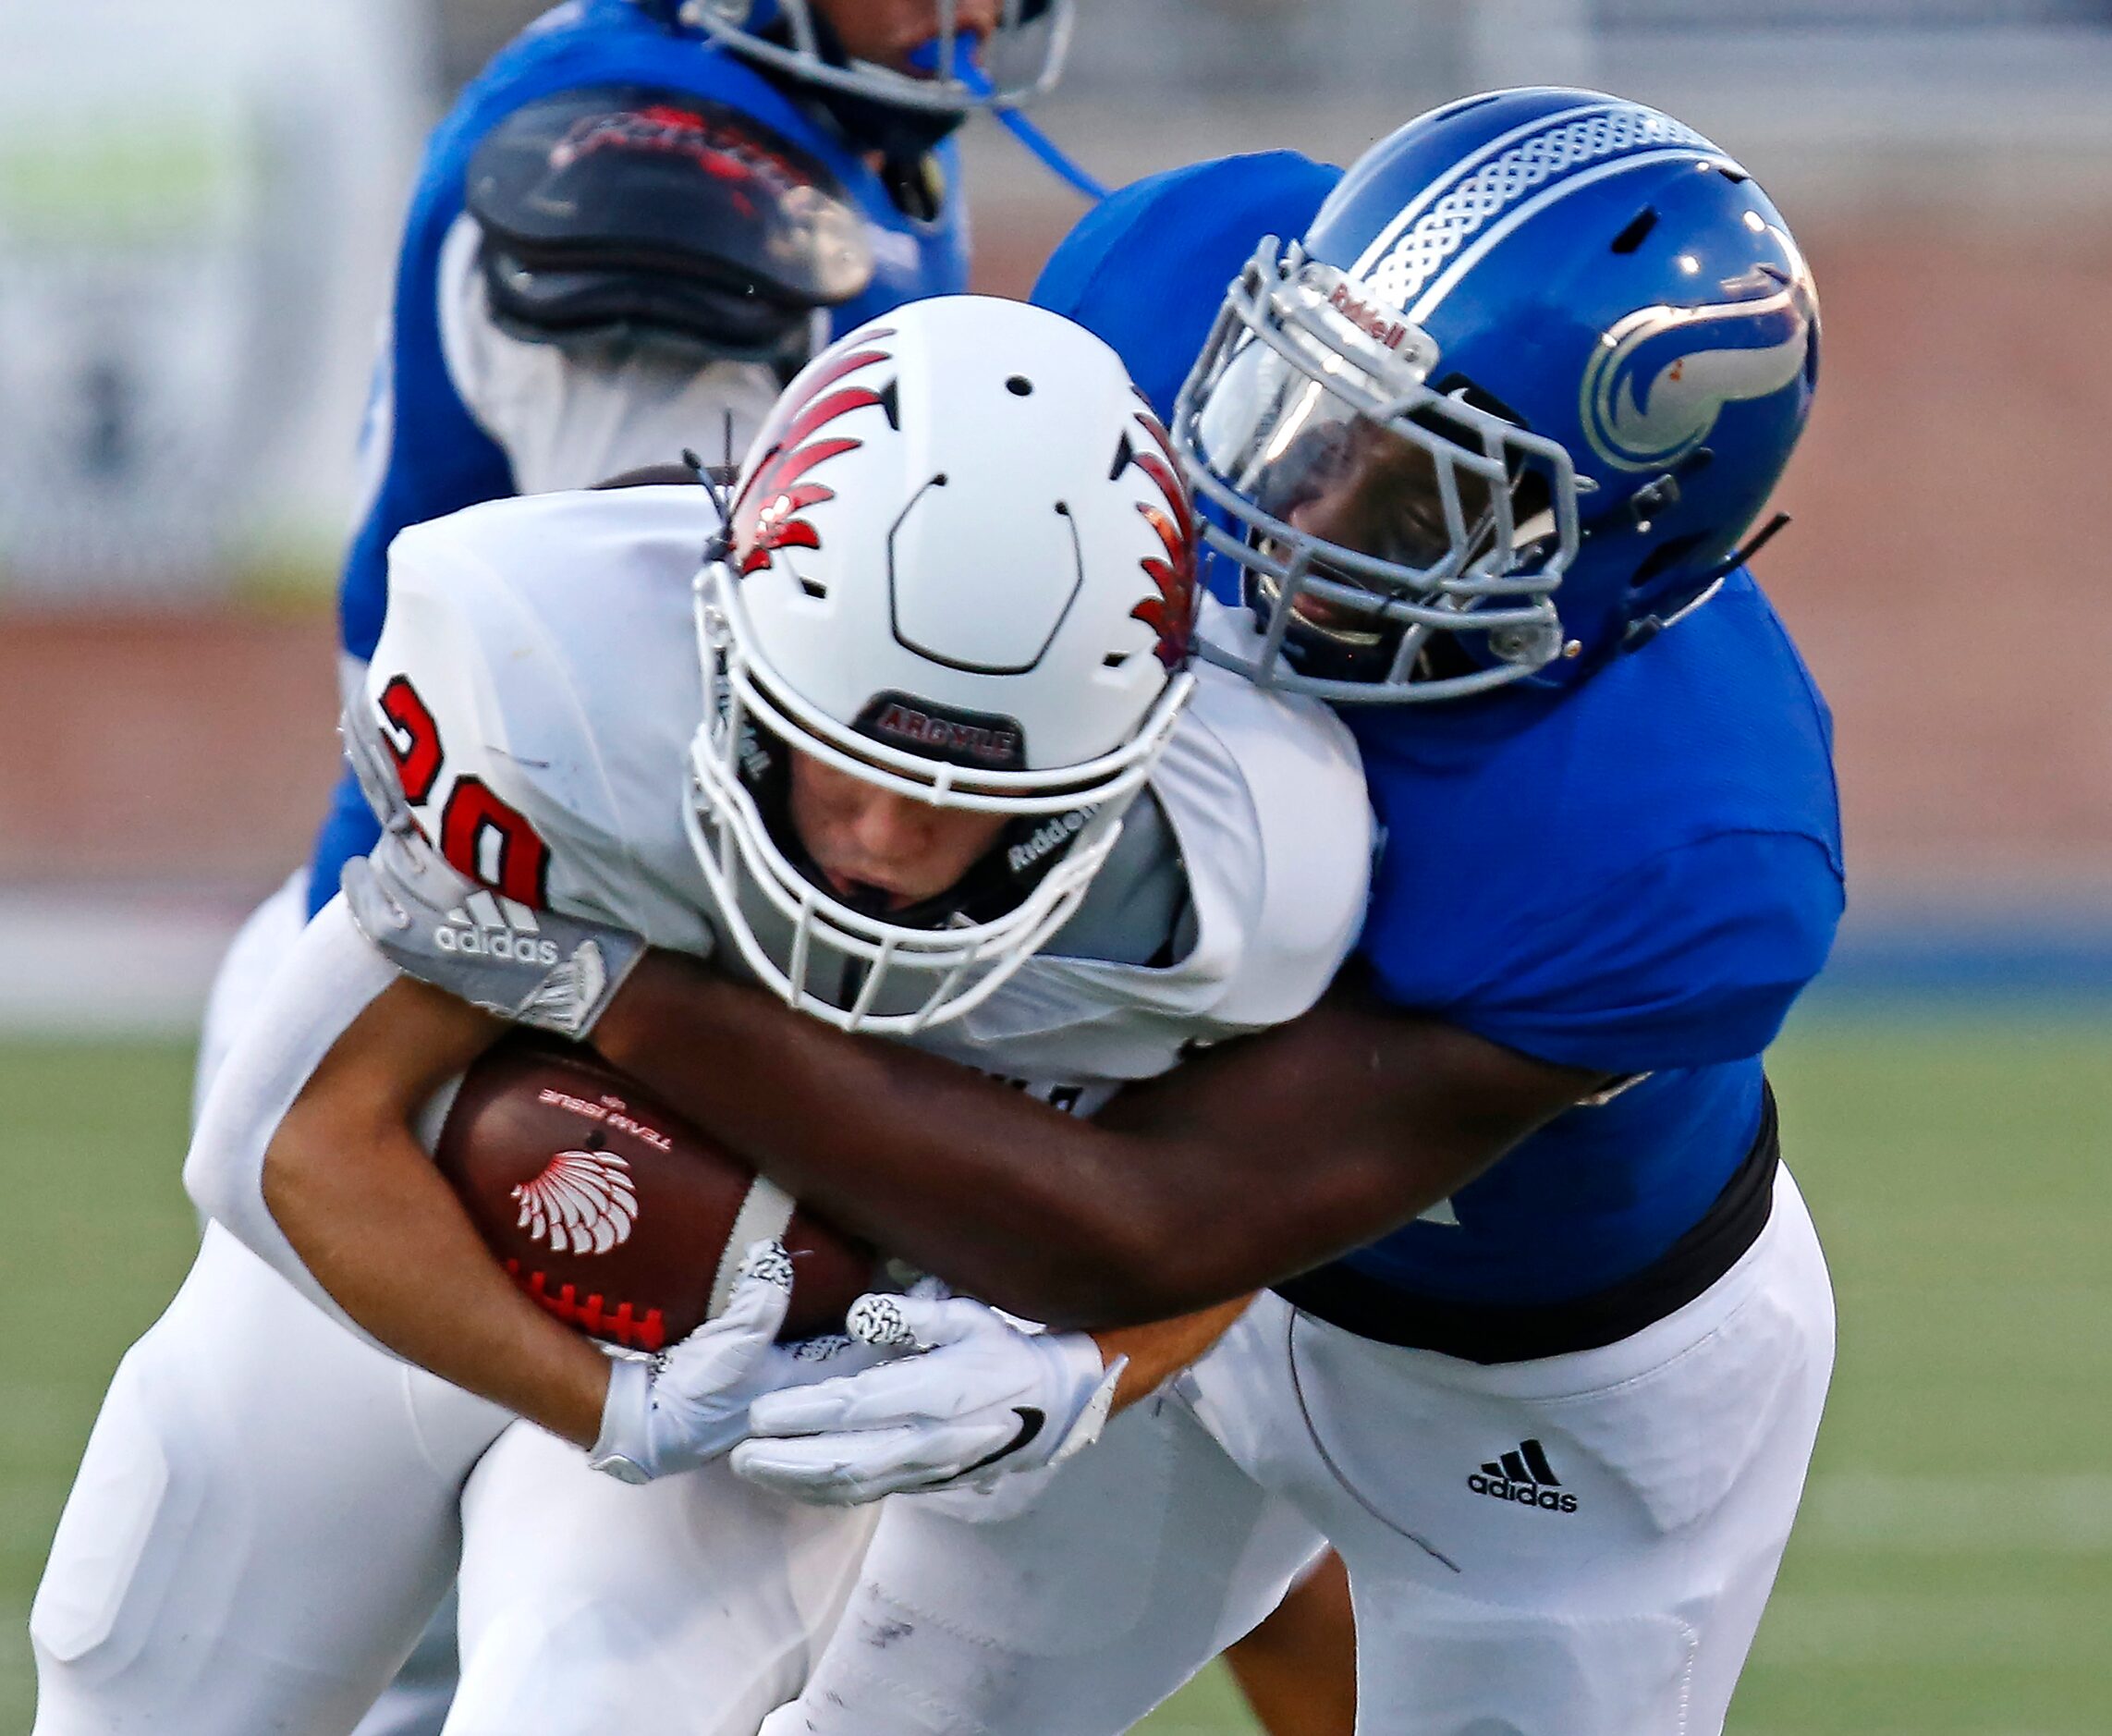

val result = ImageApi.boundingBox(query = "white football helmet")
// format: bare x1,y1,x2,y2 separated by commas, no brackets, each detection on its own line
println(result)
688,295,1199,1033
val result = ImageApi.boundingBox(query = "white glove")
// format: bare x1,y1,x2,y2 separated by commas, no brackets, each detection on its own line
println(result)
336,703,651,1038
729,1292,1124,1507
589,1241,877,1485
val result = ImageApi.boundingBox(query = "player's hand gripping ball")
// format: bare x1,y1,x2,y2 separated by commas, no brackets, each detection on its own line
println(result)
434,1034,874,1350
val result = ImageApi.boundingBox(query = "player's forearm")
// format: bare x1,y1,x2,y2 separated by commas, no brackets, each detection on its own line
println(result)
264,1095,611,1446
592,953,1198,1322
590,958,1494,1326
261,977,612,1447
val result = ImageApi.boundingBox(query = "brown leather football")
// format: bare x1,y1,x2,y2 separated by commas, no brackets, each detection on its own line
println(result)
434,1034,875,1349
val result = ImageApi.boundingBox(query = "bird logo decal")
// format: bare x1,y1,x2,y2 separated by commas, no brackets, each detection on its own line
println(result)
511,1149,639,1256
730,334,895,576
1580,273,1815,472
1121,404,1199,669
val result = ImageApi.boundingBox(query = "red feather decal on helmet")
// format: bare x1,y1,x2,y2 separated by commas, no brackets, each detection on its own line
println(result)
1124,409,1198,669
731,336,894,578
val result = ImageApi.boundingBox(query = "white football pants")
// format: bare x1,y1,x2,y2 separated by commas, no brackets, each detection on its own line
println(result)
30,1224,511,1735
760,1168,1836,1736
189,867,467,1736
30,1228,878,1736
441,1421,879,1735
189,871,311,1131
36,872,875,1736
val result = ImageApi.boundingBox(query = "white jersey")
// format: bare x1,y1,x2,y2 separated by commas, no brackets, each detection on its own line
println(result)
364,483,1372,1101
188,481,1367,1336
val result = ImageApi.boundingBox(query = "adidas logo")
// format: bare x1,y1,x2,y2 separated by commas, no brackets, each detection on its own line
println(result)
437,887,560,967
1466,1438,1578,1514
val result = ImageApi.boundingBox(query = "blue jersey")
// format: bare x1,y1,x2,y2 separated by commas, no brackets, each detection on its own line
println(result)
1034,155,1845,1308
310,0,968,914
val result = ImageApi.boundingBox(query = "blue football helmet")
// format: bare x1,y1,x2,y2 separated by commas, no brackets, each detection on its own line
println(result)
1177,87,1820,703
674,0,1069,117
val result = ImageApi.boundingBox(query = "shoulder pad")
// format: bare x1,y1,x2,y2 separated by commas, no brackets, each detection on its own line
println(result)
1032,152,1341,420
466,84,874,358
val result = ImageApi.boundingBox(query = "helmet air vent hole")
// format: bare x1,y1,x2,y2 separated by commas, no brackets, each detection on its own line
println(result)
1006,375,1033,397
1610,209,1658,254
877,378,900,432
800,578,828,599
1718,166,1751,184
1107,429,1134,480
1103,651,1129,668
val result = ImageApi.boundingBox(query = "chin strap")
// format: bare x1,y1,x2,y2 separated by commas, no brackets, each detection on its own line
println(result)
907,43,1107,202
1620,511,1791,656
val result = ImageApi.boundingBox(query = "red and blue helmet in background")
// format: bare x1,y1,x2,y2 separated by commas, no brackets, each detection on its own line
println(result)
1178,87,1820,703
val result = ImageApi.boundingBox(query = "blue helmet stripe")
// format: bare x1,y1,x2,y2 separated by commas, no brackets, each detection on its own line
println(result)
1406,147,1737,324
1343,99,1621,276
1350,103,1721,317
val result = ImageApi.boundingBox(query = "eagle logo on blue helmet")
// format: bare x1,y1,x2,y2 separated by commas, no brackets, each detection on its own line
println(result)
1580,272,1815,473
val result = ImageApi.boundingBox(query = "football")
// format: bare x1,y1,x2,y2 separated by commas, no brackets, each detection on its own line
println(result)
434,1033,876,1350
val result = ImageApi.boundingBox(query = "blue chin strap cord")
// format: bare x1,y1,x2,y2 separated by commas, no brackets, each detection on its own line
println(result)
907,41,1107,202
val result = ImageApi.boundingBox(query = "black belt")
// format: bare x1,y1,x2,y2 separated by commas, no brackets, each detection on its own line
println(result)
1271,1082,1781,1365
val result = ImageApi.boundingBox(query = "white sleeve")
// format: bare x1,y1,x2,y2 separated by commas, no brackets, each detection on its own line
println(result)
1178,672,1372,1033
435,213,786,493
366,494,722,953
946,652,1371,1082
183,898,432,1351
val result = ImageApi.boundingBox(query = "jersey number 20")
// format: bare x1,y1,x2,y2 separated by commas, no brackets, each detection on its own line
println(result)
378,674,552,909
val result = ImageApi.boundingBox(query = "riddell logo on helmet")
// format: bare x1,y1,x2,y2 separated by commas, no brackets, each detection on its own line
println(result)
1328,282,1412,352
1007,809,1093,875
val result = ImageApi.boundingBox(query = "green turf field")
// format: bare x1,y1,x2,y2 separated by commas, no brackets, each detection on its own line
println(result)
5,1013,2109,1732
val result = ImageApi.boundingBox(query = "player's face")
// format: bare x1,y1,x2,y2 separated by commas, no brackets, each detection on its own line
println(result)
1252,410,1487,646
1198,339,1549,644
814,0,1006,76
786,749,1008,911
1276,420,1458,581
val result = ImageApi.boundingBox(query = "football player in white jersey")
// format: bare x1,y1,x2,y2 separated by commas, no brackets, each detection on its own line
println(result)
31,297,1370,1736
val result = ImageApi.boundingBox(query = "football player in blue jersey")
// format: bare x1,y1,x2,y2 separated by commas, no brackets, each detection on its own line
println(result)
196,0,1080,1097
313,0,1072,922
180,7,1075,1733
371,90,1840,1735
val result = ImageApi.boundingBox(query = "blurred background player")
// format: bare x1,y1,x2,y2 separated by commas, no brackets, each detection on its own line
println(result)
195,0,1080,1097
401,89,1840,1736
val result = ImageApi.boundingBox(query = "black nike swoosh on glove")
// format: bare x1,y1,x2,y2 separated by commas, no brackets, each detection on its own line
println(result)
959,1406,1045,1477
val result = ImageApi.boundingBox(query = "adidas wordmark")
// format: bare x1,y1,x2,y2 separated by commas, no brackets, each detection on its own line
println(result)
435,889,561,967
1466,1437,1579,1514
